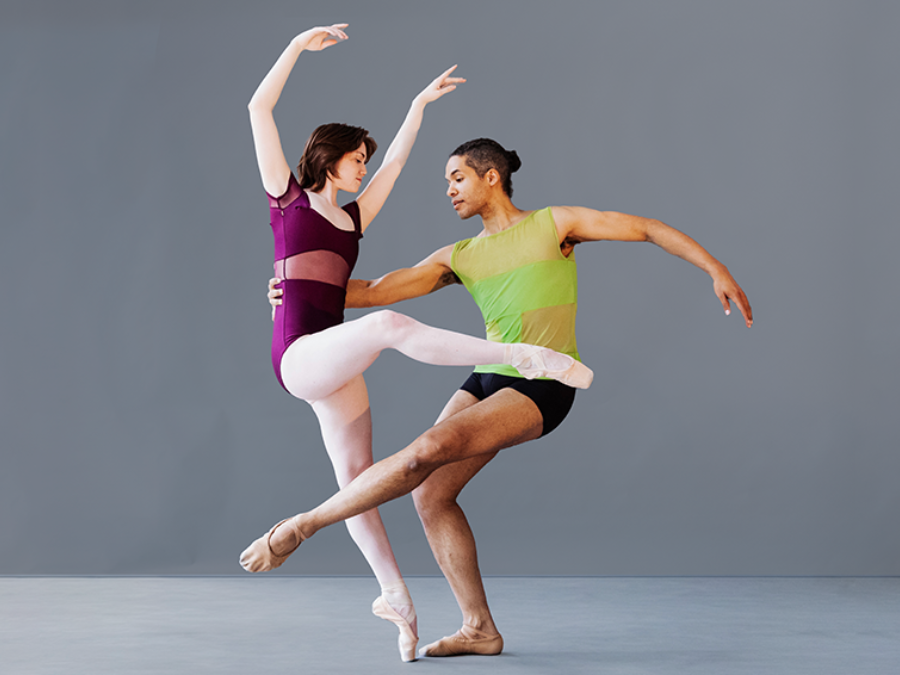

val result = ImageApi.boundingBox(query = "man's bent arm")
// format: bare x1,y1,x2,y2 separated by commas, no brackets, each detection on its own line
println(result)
553,206,753,327
267,245,457,316
345,244,459,308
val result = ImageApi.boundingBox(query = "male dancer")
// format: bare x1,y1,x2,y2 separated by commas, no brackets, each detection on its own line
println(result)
258,138,753,657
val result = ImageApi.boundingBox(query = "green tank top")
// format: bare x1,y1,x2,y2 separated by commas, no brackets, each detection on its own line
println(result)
451,207,580,378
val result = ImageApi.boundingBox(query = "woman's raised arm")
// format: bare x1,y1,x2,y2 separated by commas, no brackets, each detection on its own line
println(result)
356,66,465,230
248,24,349,197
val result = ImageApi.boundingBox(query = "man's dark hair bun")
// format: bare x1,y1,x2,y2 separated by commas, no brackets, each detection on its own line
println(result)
507,150,521,173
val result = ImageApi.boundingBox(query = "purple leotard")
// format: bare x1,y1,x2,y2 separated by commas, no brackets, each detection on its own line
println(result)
268,173,363,390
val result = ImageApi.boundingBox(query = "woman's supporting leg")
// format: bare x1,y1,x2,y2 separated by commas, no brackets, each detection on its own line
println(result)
281,309,583,401
310,374,418,660
310,375,402,586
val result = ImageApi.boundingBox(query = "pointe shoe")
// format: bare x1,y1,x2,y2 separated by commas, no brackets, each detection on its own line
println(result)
509,345,594,389
239,517,306,572
418,625,503,657
372,595,418,662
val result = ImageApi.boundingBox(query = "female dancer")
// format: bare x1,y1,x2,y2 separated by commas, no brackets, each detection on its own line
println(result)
242,24,591,661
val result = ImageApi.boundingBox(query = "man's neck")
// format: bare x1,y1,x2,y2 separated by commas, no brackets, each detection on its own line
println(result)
479,198,526,235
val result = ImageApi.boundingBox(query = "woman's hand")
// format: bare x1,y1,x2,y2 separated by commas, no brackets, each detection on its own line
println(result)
249,24,348,195
355,66,465,229
413,65,466,106
294,23,349,52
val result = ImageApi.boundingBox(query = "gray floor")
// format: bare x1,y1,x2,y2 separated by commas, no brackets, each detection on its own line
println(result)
1,577,898,674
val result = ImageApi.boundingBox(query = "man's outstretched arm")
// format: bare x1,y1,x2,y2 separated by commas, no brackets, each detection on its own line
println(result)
552,206,753,327
267,244,458,316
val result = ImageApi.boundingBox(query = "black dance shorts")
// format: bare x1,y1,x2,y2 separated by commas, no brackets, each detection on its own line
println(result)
459,371,577,437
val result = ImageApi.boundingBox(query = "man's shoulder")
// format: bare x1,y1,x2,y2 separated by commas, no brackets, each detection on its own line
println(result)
545,205,591,234
418,242,456,268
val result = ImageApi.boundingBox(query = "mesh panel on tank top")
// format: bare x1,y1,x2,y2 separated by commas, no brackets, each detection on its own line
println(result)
450,207,580,379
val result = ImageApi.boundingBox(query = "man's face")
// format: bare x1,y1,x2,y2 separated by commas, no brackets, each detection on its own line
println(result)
444,155,490,220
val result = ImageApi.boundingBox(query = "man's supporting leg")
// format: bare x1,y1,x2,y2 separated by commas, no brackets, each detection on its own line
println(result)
413,389,544,656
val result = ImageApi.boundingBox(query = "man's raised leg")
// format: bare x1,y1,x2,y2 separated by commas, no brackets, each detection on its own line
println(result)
413,389,544,656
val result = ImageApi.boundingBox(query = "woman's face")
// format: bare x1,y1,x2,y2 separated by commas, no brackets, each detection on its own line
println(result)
331,143,368,192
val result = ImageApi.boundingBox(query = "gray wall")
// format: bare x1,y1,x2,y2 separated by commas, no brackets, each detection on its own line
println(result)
1,0,897,576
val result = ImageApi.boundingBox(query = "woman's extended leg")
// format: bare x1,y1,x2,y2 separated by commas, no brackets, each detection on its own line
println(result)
311,374,418,661
280,309,589,402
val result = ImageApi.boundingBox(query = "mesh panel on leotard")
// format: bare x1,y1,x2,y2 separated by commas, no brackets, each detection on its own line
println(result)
274,250,352,288
267,176,303,210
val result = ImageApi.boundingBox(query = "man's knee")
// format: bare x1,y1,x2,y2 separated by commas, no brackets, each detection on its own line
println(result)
413,486,463,535
413,478,451,517
405,427,464,476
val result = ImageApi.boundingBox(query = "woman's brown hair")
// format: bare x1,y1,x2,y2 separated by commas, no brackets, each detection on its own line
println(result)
297,123,377,192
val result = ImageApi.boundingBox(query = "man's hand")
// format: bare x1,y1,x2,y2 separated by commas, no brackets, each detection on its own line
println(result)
711,266,753,327
268,277,282,321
